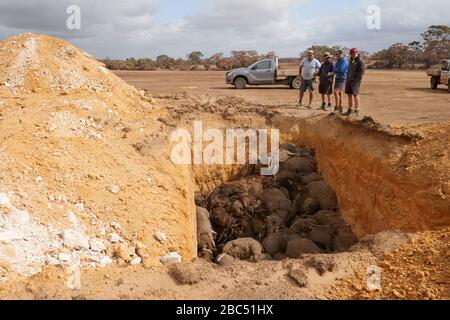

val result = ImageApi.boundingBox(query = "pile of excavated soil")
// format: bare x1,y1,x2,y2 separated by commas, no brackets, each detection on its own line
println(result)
0,33,128,95
328,227,450,300
0,33,197,283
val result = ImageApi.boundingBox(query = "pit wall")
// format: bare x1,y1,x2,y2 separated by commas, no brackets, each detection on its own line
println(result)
193,164,254,194
189,113,449,245
274,115,450,238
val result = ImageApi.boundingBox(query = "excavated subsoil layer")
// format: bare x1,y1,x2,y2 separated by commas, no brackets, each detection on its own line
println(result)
187,100,449,243
172,95,449,280
167,96,448,299
273,115,450,237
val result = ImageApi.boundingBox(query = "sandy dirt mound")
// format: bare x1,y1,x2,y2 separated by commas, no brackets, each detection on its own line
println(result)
329,227,450,300
0,33,131,96
0,33,196,283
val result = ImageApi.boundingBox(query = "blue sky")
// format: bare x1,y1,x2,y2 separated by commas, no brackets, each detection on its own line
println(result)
0,0,448,59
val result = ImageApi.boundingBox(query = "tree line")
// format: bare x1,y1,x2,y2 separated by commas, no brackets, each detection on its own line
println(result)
100,25,449,71
101,50,277,71
371,25,449,69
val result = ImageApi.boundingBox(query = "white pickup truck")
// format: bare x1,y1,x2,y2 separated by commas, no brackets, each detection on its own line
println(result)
427,59,450,92
225,57,301,89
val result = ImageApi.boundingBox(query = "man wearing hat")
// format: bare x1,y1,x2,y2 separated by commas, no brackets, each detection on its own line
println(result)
344,48,365,116
298,50,321,109
318,52,335,111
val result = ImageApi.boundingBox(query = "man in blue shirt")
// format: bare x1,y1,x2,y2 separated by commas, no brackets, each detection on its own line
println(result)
333,49,349,113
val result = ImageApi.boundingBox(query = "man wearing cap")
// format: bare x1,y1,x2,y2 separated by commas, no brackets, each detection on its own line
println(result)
333,49,349,113
344,48,365,116
298,50,321,109
318,52,335,111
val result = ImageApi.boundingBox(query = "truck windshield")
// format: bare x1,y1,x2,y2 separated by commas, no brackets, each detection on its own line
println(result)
252,61,272,70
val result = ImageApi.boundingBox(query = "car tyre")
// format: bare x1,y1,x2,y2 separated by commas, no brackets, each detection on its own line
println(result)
233,77,247,89
290,76,302,90
430,77,439,90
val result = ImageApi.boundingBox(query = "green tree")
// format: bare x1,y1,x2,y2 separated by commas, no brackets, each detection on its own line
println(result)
156,55,171,69
389,43,411,68
230,50,260,68
264,51,277,58
208,52,224,63
186,51,204,65
301,46,340,60
125,57,137,69
204,53,224,70
421,25,450,67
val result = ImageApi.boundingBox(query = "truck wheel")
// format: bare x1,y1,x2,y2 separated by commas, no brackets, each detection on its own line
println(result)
430,77,439,90
233,77,247,89
289,77,302,90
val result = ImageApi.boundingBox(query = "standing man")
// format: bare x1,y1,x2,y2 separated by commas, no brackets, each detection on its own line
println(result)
318,52,335,111
344,48,365,116
298,50,321,109
333,49,349,113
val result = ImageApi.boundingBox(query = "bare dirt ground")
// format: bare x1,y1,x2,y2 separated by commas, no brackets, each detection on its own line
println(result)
0,34,448,300
115,70,450,127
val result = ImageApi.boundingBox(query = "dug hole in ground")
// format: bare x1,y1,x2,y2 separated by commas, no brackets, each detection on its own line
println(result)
0,33,448,300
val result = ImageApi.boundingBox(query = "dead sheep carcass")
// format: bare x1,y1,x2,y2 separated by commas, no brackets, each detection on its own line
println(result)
196,206,216,255
222,238,263,262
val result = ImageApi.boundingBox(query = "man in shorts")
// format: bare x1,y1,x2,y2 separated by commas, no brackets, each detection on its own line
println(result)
298,50,321,109
344,48,365,116
333,49,349,113
318,52,335,111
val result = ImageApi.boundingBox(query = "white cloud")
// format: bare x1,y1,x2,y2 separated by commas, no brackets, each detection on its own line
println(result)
186,0,303,31
0,0,448,58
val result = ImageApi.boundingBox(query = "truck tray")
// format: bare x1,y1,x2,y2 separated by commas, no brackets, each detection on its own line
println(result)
277,67,299,79
427,69,441,77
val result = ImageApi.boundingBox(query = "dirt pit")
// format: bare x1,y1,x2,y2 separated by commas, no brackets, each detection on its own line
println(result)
194,143,358,264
